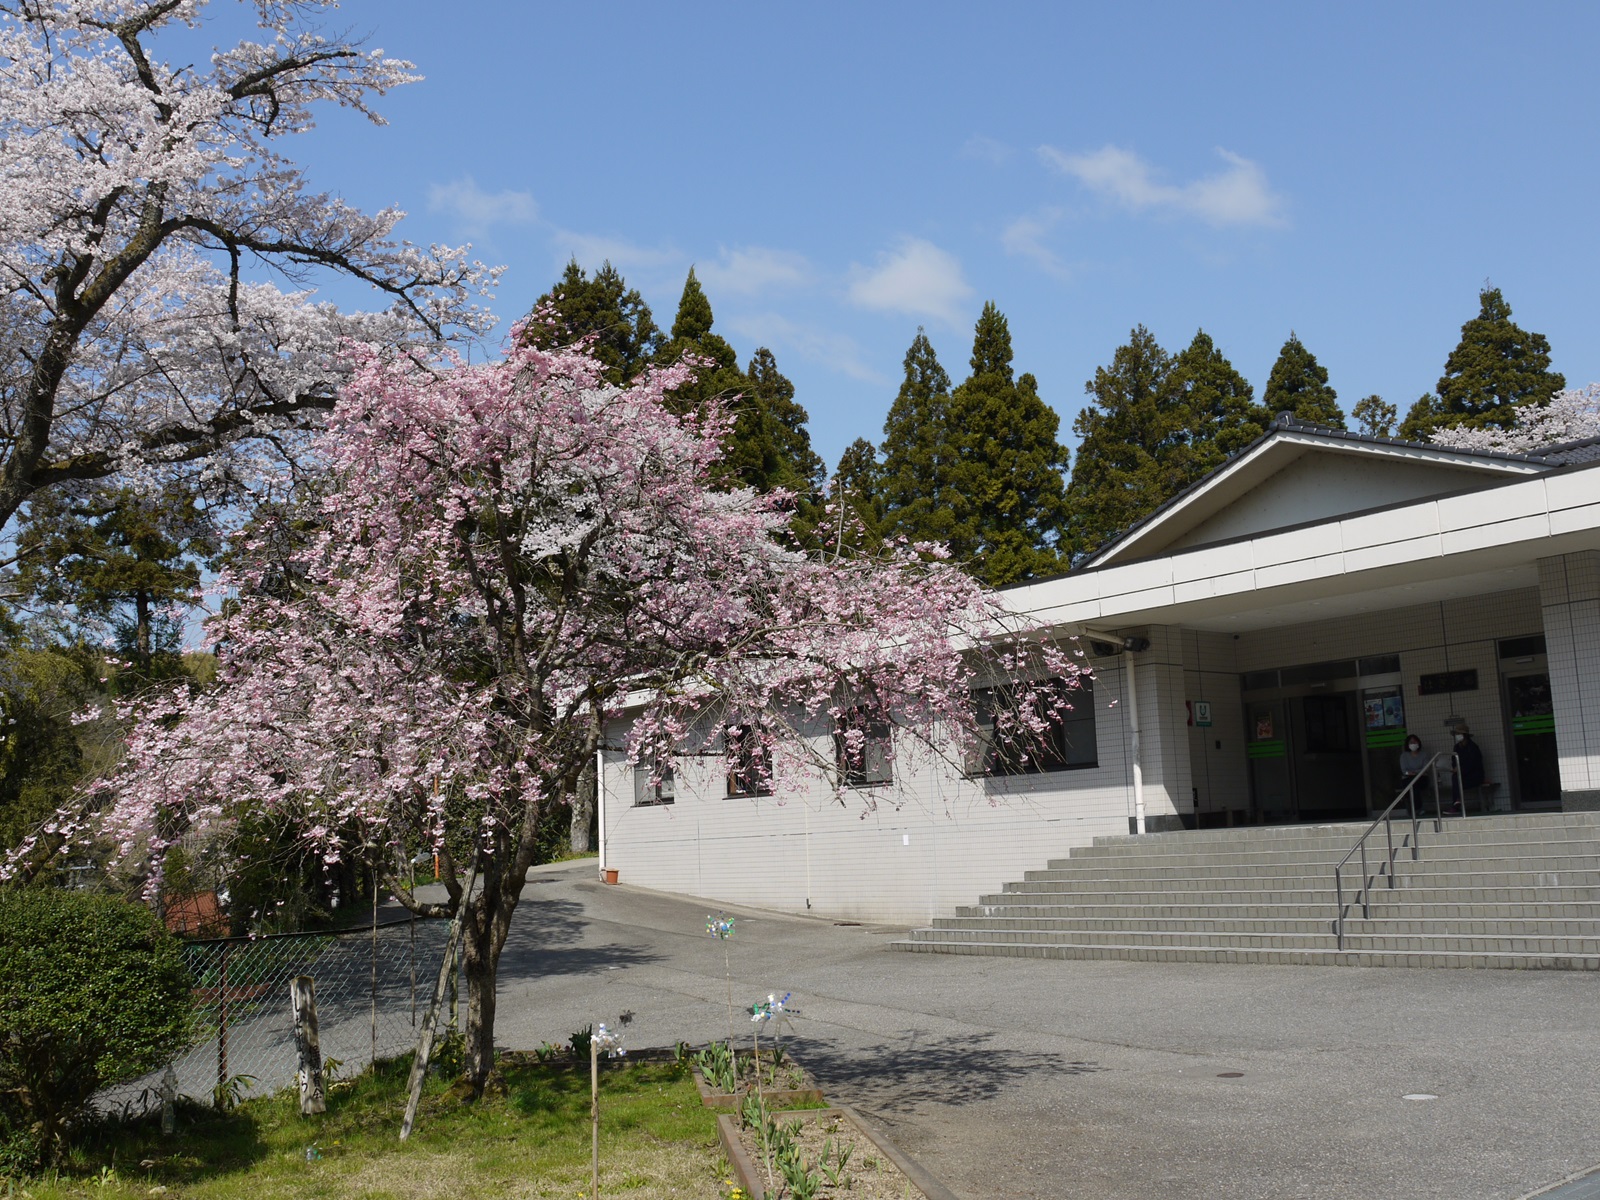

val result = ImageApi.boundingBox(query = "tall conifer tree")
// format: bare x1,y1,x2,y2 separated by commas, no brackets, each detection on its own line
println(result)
657,270,823,523
1065,326,1175,562
522,259,662,384
1262,333,1344,427
826,438,885,556
1400,286,1565,440
1166,330,1262,478
879,328,956,547
944,303,1071,585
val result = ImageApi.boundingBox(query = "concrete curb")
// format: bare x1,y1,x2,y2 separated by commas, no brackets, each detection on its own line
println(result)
716,1106,961,1200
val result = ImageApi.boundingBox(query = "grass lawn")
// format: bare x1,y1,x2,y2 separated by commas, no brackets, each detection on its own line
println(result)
16,1055,735,1200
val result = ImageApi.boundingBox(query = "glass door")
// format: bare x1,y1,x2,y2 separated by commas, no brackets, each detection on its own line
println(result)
1246,698,1291,822
1505,670,1560,809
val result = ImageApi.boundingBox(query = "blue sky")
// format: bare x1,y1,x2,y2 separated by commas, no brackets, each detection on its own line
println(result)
267,1,1598,472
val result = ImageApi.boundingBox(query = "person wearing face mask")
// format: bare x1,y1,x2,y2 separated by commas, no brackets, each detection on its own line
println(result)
1397,734,1432,813
1448,724,1486,814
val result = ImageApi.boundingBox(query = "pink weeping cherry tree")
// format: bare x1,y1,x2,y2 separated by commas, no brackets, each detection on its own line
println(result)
46,335,1087,1093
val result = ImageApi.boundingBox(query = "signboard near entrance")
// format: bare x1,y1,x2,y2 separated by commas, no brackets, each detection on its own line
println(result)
1418,669,1478,696
1188,700,1213,727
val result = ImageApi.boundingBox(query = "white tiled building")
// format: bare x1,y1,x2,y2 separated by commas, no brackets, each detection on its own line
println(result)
599,420,1600,924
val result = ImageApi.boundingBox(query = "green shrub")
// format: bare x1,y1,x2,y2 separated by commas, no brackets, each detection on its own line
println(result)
0,888,193,1169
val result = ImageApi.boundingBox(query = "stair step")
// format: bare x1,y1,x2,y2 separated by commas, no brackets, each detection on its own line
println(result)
893,814,1600,969
888,939,1600,970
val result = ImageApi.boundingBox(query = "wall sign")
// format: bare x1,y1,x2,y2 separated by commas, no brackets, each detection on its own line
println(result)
1418,669,1478,696
1189,700,1213,727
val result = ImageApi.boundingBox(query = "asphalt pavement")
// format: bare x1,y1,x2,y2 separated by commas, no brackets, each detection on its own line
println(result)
473,858,1600,1200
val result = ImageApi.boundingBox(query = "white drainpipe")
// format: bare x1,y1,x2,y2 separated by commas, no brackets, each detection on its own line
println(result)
595,745,607,879
1125,648,1146,835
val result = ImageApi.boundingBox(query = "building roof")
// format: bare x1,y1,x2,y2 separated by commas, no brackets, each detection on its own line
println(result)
1080,415,1551,569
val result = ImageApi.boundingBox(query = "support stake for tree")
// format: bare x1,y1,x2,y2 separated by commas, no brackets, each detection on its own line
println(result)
590,1026,601,1200
291,975,326,1115
400,857,478,1141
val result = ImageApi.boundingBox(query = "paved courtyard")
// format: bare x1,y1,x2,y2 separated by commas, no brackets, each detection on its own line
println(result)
481,859,1599,1200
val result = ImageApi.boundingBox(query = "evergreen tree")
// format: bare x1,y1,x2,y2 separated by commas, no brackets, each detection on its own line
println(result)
657,271,824,525
1352,395,1397,438
16,486,214,675
879,328,957,547
1399,286,1565,440
1262,333,1344,427
522,259,662,384
825,438,885,556
1166,330,1262,478
1065,326,1175,562
745,347,826,496
943,303,1071,585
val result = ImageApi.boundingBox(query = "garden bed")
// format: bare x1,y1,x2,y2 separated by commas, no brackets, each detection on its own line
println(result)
689,1042,826,1110
716,1106,959,1200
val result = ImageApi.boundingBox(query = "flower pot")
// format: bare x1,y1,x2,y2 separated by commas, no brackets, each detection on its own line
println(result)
603,868,619,885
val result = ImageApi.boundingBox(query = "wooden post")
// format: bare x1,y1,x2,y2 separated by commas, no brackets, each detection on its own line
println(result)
590,1030,600,1200
215,941,231,1109
291,975,327,1115
159,1063,178,1136
399,858,478,1141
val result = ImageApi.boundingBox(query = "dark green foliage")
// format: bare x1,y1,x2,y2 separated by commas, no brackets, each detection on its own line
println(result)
1352,395,1397,438
1065,326,1176,563
0,648,98,851
0,889,193,1166
825,438,885,556
879,328,958,548
15,485,214,676
1166,330,1263,476
1263,333,1344,428
656,270,824,524
521,259,663,385
943,304,1071,585
1399,286,1565,440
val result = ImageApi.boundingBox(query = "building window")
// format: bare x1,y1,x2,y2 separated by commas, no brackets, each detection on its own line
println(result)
633,755,675,806
725,725,773,798
968,678,1097,775
835,707,893,787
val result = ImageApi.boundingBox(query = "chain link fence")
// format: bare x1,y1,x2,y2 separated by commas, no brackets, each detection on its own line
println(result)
100,915,455,1115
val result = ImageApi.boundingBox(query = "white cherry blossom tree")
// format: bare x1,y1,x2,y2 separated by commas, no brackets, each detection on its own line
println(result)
0,0,496,537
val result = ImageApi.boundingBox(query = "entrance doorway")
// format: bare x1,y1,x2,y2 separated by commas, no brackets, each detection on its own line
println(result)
1243,656,1405,823
1500,636,1560,810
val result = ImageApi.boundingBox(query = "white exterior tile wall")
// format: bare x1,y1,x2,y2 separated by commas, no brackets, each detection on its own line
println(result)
1539,551,1600,798
601,650,1167,925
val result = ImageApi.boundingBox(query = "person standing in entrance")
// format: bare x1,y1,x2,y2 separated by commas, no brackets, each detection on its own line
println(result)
1449,724,1486,814
1398,734,1432,814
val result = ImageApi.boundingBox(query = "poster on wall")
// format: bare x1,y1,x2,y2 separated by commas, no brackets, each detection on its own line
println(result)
1255,715,1274,740
1364,698,1385,729
1383,696,1405,727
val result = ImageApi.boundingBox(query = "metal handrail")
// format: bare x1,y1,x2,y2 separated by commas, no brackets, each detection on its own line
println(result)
1332,752,1464,949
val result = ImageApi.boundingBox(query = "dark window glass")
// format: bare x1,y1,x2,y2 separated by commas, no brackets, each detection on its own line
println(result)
834,708,893,787
1357,654,1401,677
967,678,1097,776
1241,670,1279,692
725,725,773,798
1499,635,1547,659
1280,659,1357,686
632,755,675,807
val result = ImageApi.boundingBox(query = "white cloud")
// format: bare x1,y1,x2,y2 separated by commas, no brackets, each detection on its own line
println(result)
725,312,888,385
846,237,973,326
961,135,1015,166
1001,207,1071,280
549,229,681,274
425,176,538,236
1038,145,1287,229
697,246,813,296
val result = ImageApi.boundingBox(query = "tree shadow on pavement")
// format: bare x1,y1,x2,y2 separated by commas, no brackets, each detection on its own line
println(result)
496,895,664,980
793,1031,1104,1114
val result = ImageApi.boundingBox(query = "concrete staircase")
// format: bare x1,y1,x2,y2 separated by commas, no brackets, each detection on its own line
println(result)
890,812,1600,969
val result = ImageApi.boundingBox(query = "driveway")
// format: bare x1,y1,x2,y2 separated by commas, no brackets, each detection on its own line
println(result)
486,859,1600,1200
